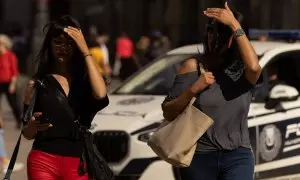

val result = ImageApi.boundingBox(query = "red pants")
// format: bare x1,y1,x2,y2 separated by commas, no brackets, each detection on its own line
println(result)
27,150,88,180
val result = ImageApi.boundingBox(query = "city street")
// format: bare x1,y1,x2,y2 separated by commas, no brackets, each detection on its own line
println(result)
1,0,299,179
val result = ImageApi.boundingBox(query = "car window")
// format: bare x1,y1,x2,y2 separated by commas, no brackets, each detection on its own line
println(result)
252,70,269,102
114,54,194,95
252,50,300,102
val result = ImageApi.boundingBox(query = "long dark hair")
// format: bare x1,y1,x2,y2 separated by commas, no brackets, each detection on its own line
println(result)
34,15,85,80
201,11,248,73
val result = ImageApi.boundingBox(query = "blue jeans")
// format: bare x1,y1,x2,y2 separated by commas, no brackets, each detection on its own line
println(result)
178,147,254,180
0,129,7,158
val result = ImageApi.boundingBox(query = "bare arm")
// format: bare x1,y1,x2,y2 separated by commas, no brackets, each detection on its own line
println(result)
8,53,19,94
64,27,107,99
22,80,53,140
230,21,261,84
204,2,261,85
10,76,17,86
22,80,37,140
8,76,18,94
162,58,215,121
84,55,107,99
162,89,196,121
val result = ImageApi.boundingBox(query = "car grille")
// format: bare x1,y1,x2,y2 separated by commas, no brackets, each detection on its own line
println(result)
94,131,129,163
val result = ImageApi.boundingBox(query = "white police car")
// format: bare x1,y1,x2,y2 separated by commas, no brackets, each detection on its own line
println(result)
91,37,300,179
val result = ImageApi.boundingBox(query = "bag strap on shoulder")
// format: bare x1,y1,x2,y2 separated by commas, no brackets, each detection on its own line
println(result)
193,54,205,76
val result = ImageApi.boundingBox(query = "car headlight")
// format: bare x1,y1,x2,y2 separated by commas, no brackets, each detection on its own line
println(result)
136,121,164,142
138,131,155,142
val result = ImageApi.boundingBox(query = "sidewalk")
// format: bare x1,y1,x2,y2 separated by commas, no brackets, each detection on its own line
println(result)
1,95,32,180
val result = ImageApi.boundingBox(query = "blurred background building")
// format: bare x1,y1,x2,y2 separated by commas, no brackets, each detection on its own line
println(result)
0,0,300,75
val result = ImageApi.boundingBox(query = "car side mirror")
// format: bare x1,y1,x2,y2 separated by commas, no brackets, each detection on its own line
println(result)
269,84,299,101
265,84,299,111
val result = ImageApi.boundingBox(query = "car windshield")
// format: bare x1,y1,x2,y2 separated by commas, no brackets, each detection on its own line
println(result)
114,54,264,96
114,54,194,95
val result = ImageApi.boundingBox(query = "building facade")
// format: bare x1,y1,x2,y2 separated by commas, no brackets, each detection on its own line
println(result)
0,0,300,75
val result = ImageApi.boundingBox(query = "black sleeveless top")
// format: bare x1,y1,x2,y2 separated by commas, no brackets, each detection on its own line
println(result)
29,75,109,157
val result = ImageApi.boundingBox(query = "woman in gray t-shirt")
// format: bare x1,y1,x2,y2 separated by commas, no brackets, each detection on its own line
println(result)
162,3,261,180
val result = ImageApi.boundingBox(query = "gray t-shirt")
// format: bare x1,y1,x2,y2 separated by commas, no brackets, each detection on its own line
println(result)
164,62,254,151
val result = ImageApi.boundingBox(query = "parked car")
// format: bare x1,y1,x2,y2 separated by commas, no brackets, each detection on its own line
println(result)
91,40,300,180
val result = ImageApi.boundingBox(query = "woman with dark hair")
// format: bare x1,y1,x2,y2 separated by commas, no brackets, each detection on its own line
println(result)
22,15,109,180
162,2,261,180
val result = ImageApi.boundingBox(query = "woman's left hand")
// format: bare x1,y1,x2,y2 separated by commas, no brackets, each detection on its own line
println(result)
64,26,90,55
204,2,239,29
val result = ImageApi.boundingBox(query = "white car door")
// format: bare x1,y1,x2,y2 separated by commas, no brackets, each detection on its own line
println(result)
249,50,300,180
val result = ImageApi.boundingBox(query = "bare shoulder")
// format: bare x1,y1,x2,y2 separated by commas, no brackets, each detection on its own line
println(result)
177,58,198,74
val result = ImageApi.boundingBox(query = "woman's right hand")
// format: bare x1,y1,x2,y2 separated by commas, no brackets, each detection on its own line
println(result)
27,112,53,132
190,72,215,94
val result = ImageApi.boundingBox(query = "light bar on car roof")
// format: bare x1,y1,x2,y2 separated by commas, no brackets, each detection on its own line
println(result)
249,29,300,40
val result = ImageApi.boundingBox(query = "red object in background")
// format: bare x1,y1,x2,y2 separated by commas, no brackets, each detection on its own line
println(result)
0,51,19,83
116,37,134,59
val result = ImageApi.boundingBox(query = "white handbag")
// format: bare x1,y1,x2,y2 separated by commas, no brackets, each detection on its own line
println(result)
147,96,214,167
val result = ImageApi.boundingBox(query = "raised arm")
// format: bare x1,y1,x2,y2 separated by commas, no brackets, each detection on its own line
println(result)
64,27,107,99
204,2,261,84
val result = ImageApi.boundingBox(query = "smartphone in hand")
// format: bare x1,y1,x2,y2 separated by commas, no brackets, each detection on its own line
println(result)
36,113,51,124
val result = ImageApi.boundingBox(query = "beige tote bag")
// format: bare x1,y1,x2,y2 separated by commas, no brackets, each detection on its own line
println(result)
147,97,214,167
